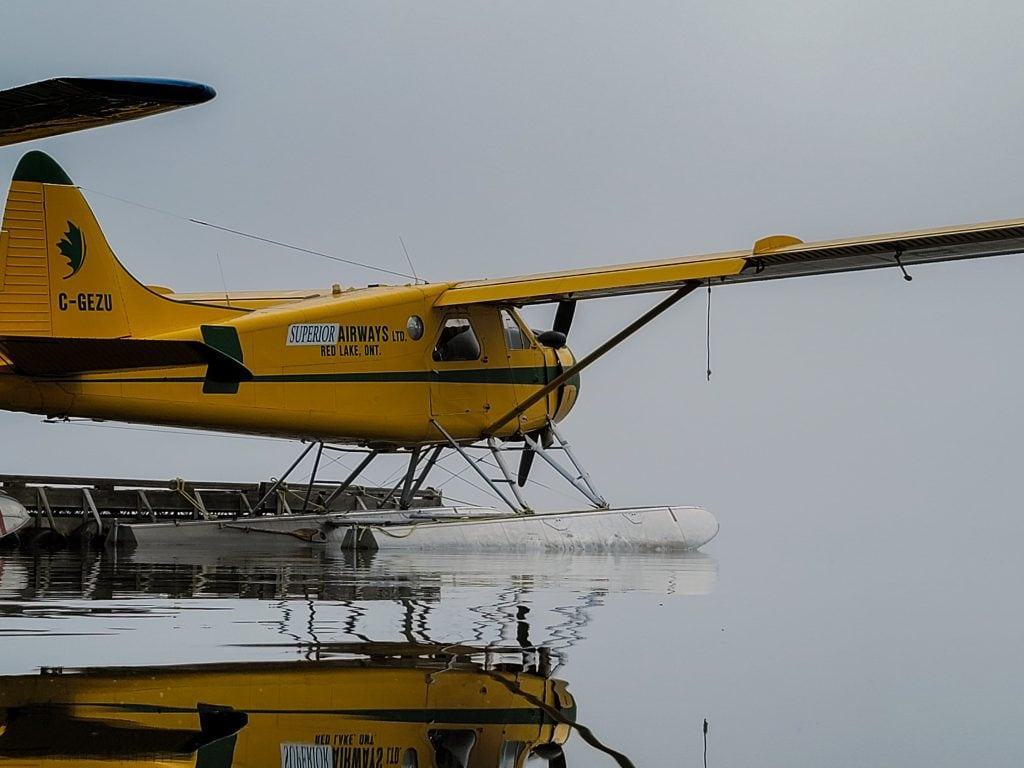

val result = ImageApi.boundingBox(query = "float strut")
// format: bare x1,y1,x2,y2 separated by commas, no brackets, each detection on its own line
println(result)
254,442,317,511
379,448,424,509
523,430,606,508
398,447,422,509
323,449,380,508
548,420,607,507
300,442,325,513
431,420,524,513
403,445,443,509
487,437,532,513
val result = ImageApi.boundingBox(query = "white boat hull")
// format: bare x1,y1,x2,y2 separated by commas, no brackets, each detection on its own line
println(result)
117,505,718,552
0,494,31,541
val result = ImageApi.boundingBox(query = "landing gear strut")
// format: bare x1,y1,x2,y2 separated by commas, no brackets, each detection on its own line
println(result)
433,419,607,514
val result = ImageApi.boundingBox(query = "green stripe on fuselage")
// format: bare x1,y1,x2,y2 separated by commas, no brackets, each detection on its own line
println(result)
43,366,558,385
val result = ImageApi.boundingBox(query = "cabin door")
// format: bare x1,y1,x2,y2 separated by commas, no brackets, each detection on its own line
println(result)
429,308,499,430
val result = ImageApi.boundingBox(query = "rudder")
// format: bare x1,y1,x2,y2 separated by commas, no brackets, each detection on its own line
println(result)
0,153,56,336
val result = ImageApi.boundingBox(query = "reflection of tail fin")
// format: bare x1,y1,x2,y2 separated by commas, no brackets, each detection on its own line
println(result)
0,151,240,340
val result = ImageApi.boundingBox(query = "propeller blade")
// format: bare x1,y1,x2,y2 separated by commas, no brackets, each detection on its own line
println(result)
517,445,536,487
532,743,567,767
518,426,555,487
553,300,577,337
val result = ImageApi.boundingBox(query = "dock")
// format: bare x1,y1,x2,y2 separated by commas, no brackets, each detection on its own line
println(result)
0,472,441,547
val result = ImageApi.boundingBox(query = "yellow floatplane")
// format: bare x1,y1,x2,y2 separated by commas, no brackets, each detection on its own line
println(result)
1,77,1023,550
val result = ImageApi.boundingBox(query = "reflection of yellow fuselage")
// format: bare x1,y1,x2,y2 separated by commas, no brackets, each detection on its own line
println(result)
0,657,575,767
0,284,578,446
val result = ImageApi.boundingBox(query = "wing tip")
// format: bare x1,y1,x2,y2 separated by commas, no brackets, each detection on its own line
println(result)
58,76,217,105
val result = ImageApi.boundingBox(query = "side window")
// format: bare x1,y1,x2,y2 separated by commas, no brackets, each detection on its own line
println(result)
433,318,481,361
500,309,529,350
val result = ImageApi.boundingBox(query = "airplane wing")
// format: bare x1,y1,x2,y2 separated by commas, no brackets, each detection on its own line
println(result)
0,77,215,147
435,218,1024,306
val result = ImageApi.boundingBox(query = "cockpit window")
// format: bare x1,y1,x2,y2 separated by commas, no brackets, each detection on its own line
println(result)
500,309,529,350
433,318,481,361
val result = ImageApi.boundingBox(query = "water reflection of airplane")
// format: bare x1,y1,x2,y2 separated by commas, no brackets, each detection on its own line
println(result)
0,550,715,672
0,643,592,767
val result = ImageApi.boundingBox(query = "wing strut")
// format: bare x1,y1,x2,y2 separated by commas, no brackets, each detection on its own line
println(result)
486,281,702,435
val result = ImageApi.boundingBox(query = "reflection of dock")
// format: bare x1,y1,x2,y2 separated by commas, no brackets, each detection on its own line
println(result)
0,550,440,601
0,548,717,602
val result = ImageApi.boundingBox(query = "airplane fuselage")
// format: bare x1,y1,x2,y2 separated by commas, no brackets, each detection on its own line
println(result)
0,283,578,446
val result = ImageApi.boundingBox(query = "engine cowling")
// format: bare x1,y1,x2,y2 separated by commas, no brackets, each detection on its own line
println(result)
551,346,579,423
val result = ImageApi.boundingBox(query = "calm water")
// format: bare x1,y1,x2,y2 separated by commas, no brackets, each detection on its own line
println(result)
0,539,1021,766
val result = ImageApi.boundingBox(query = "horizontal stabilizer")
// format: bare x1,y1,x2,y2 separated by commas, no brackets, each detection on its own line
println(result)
0,77,215,147
0,335,251,380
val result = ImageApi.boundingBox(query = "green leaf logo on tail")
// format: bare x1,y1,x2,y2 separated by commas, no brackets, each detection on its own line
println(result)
57,221,86,279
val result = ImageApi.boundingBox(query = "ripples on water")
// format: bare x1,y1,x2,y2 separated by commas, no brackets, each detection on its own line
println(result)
0,548,717,766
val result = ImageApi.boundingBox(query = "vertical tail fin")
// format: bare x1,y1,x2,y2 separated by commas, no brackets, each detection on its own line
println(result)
0,151,240,339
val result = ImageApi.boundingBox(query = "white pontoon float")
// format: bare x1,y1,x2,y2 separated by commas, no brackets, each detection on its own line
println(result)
113,504,719,551
0,472,719,552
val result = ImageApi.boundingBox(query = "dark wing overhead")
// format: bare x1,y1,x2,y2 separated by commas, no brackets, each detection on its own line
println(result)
435,218,1024,306
0,77,215,147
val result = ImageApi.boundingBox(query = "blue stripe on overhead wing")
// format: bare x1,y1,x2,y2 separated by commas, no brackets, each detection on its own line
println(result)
67,77,216,105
